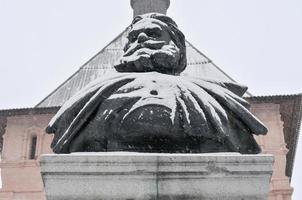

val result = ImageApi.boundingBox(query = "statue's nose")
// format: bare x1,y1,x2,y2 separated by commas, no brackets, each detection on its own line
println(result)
137,32,149,43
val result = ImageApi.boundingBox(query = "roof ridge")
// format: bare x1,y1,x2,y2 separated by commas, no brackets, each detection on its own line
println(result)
79,27,130,70
185,40,237,83
35,27,129,108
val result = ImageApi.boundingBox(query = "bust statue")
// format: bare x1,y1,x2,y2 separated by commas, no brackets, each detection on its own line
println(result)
46,13,267,154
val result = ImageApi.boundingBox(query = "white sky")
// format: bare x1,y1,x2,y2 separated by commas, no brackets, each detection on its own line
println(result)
0,0,301,198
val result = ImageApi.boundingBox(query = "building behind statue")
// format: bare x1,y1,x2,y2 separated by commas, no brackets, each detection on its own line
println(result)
0,0,301,199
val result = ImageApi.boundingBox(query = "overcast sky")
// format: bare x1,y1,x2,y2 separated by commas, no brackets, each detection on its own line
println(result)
0,0,301,198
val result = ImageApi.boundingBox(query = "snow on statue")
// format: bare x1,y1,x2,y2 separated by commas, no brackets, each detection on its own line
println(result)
46,13,267,154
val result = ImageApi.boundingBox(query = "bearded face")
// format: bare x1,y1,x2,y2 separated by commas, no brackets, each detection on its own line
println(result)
114,17,182,75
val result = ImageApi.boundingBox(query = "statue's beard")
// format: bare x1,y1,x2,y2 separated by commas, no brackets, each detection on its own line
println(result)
114,40,181,74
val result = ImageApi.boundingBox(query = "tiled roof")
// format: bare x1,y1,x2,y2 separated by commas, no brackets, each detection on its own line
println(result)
36,27,237,108
246,94,302,180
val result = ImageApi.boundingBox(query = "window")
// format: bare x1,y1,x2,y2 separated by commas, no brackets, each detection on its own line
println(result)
29,135,37,159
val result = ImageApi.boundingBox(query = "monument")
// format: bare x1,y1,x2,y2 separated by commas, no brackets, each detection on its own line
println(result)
46,13,267,155
40,2,274,200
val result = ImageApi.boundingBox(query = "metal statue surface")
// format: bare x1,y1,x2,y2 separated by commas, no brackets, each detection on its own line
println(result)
46,13,267,154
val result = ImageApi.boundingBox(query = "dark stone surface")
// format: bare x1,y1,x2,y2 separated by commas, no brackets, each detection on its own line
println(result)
114,13,186,75
46,13,267,154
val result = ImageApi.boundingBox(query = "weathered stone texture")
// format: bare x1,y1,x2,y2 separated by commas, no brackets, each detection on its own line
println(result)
41,153,273,200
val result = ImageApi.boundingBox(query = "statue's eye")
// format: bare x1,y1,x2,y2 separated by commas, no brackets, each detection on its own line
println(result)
149,32,159,38
146,28,161,38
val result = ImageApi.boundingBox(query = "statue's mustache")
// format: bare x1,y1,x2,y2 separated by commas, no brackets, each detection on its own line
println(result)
124,40,166,57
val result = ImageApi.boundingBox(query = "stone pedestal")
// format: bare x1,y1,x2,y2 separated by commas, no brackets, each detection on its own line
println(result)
40,153,273,200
